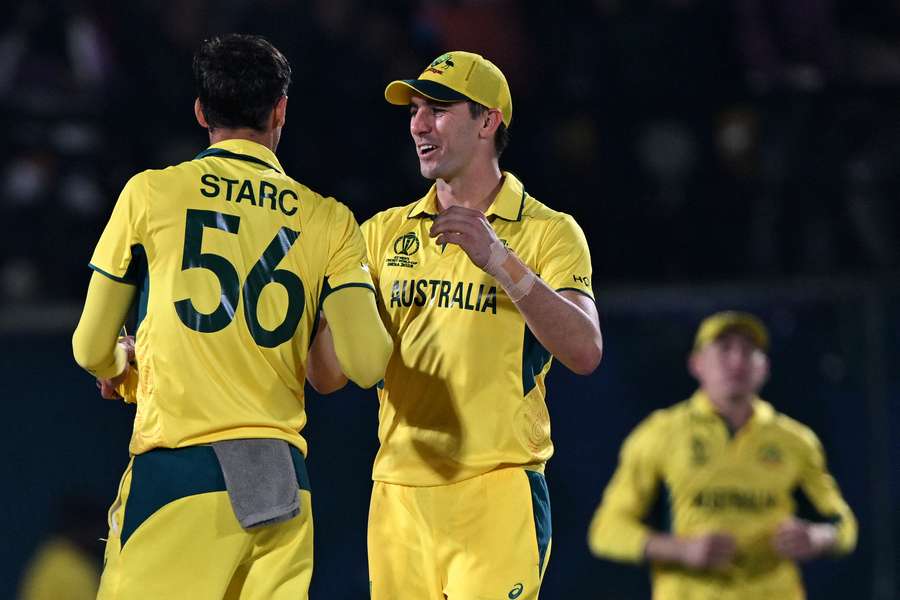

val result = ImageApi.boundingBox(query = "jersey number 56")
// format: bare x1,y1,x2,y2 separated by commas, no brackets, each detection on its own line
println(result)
174,208,304,348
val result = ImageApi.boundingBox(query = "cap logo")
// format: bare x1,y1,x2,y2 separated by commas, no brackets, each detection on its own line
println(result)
426,53,455,76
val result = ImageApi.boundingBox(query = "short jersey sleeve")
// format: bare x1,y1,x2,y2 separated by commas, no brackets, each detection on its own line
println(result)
89,173,148,284
537,213,594,299
360,215,382,286
322,199,375,298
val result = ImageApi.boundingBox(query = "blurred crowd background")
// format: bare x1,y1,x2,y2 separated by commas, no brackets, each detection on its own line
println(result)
1,1,897,599
3,0,900,301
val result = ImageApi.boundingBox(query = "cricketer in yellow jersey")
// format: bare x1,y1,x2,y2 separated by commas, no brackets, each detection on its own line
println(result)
18,538,99,600
18,497,105,600
309,51,603,600
588,311,857,600
72,34,392,599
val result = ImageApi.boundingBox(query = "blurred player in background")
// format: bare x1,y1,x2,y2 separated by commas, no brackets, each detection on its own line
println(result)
72,34,392,599
17,496,105,600
310,51,603,599
588,311,857,599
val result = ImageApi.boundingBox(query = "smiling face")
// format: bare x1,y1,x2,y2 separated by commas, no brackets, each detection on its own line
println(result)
409,95,483,181
690,329,769,403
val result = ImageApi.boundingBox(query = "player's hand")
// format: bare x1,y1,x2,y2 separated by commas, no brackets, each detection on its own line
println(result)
96,336,135,400
772,518,836,561
677,533,737,570
429,206,499,270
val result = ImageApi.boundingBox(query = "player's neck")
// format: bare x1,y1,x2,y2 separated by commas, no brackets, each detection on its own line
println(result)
435,160,503,213
707,392,754,432
207,128,277,153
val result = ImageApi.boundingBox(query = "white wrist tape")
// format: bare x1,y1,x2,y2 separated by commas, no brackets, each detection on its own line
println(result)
483,239,509,276
483,240,536,302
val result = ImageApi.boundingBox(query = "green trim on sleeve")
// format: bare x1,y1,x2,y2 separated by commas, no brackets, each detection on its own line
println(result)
312,277,376,350
321,279,375,302
90,243,148,287
89,263,137,285
555,287,595,300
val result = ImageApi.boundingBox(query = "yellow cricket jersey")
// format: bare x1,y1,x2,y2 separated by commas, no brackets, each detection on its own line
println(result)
588,391,857,599
18,538,100,600
89,139,373,456
362,172,594,486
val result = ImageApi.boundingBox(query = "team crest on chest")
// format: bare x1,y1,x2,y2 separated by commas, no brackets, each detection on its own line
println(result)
387,232,420,268
690,436,709,466
758,443,783,465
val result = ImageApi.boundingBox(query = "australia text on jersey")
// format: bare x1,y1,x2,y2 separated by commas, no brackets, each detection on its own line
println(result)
390,279,498,314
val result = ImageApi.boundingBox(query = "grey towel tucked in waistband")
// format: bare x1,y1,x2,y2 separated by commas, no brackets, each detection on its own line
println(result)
212,439,300,530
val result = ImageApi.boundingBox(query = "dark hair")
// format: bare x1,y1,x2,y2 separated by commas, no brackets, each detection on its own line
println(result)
193,34,292,131
468,101,509,157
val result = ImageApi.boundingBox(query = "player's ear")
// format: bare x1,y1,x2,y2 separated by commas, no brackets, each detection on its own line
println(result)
194,98,209,129
758,352,771,384
478,108,502,141
687,351,702,380
272,95,288,129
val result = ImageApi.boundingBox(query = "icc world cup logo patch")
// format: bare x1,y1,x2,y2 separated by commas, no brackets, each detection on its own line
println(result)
394,232,420,256
387,232,420,268
758,444,783,465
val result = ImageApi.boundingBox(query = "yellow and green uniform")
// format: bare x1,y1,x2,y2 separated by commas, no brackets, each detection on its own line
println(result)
588,391,857,600
363,172,593,599
89,139,372,456
18,538,100,600
99,445,314,600
87,139,374,599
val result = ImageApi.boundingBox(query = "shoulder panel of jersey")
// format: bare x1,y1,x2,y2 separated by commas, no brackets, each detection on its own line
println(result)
514,192,595,300
770,410,821,452
622,401,686,452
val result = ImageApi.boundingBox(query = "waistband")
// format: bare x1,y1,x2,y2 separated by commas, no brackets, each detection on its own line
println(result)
121,444,310,546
